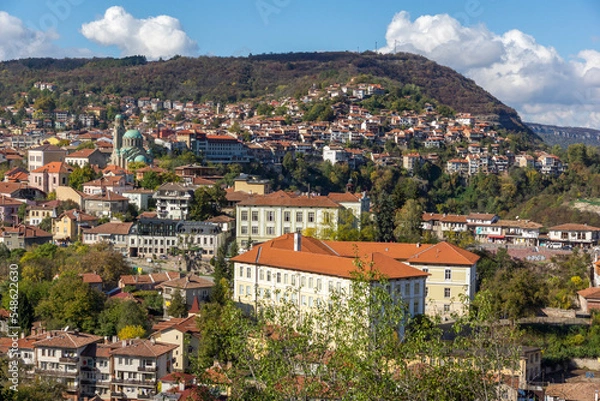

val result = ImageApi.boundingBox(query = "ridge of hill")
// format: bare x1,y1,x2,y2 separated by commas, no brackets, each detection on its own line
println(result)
0,52,534,135
526,122,600,148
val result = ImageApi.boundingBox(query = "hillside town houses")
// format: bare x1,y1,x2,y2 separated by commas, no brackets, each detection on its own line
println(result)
0,76,592,401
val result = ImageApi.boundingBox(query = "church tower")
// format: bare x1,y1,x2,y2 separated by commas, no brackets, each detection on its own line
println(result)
111,114,125,167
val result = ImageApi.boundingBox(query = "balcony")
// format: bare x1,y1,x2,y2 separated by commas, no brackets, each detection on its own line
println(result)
137,393,155,400
34,368,78,378
112,377,156,387
137,365,157,372
59,356,79,364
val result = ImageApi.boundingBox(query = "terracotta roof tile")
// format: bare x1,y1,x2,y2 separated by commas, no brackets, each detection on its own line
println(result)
109,339,177,357
33,331,103,349
237,194,340,208
31,161,73,174
549,223,600,232
84,222,133,235
407,242,480,266
157,274,213,290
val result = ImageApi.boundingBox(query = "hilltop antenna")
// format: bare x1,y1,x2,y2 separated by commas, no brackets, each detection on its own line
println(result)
394,40,397,54
375,41,378,53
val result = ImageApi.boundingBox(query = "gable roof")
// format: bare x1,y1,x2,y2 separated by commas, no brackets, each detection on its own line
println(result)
33,330,102,349
549,223,600,232
157,274,214,290
31,161,73,175
237,194,341,208
66,148,98,158
406,241,480,266
84,221,134,235
232,234,428,280
110,339,177,357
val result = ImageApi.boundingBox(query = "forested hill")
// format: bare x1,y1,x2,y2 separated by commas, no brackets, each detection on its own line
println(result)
0,52,529,133
526,122,600,148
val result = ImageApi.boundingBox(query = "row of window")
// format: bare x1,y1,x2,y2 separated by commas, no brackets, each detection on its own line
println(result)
240,209,332,224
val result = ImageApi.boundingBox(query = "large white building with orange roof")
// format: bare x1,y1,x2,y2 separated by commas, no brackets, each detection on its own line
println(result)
232,233,479,320
232,233,429,320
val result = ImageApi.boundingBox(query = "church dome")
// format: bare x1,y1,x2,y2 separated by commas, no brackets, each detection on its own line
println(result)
123,129,142,139
134,155,148,163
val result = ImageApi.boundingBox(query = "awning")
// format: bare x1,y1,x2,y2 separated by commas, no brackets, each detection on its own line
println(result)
488,235,505,239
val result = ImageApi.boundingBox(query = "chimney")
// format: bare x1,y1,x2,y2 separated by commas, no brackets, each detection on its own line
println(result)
294,232,301,252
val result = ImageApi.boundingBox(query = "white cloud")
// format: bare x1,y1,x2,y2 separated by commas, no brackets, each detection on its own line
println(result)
0,11,62,60
81,6,198,60
381,11,600,128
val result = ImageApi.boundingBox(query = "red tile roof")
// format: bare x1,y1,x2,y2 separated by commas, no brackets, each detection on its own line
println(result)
109,339,177,357
549,223,600,232
84,221,133,235
31,161,73,174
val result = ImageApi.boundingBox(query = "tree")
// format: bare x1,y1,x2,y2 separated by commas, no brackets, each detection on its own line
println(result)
394,199,423,243
97,299,150,337
35,272,105,332
139,171,162,190
17,203,27,224
68,164,99,191
38,216,52,233
372,190,396,242
118,325,146,340
167,290,187,318
190,185,227,221
195,258,522,400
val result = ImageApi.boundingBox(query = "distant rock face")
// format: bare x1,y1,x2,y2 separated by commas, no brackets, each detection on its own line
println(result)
526,122,600,147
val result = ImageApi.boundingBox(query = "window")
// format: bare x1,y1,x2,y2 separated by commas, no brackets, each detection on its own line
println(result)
444,304,450,312
252,226,258,235
328,281,333,291
241,210,248,221
308,212,315,223
246,285,251,296
266,211,275,222
291,274,296,285
414,282,420,294
283,227,290,234
241,226,248,234
317,279,322,291
276,272,281,283
445,269,451,281
414,299,420,314
239,285,244,295
251,211,258,221
444,288,451,298
296,212,303,223
308,277,313,288
239,266,243,277
404,282,410,295
266,271,271,282
266,227,275,235
246,267,251,279
284,211,290,222
422,268,428,273
259,270,264,281
284,273,288,284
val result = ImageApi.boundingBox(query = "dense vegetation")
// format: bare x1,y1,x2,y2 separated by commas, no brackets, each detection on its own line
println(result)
0,52,529,131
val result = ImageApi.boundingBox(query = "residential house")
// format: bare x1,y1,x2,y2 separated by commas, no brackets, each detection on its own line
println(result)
80,273,103,292
26,200,60,226
109,339,177,401
0,195,23,225
83,191,129,218
32,330,103,400
192,133,250,163
121,188,154,211
547,223,600,247
577,287,600,314
0,225,53,250
150,315,201,372
27,144,67,171
153,182,196,220
30,162,73,194
55,185,86,208
0,182,46,201
53,209,99,243
82,222,134,256
157,274,214,317
65,148,107,168
322,145,349,165
118,272,181,291
82,176,133,196
233,173,271,195
403,153,422,174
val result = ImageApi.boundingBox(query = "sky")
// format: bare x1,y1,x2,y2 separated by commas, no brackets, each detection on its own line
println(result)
1,0,600,128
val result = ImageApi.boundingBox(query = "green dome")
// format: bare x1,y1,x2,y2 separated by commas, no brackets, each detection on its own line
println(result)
115,114,123,120
123,129,142,139
134,155,148,163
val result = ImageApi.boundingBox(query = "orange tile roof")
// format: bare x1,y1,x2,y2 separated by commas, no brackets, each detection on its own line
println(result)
549,223,600,232
33,330,103,349
109,339,177,357
84,222,133,235
80,273,103,284
232,235,428,280
157,274,213,290
326,192,360,203
577,287,600,300
66,148,97,158
31,161,73,174
237,194,340,208
407,242,480,266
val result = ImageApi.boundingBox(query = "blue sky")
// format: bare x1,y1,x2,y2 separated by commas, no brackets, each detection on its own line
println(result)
1,0,600,127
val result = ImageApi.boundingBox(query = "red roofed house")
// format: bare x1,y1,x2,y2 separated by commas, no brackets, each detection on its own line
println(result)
157,274,214,317
65,148,107,168
0,195,23,225
29,161,73,193
547,223,600,247
232,233,479,320
578,287,600,313
150,315,201,371
0,224,53,250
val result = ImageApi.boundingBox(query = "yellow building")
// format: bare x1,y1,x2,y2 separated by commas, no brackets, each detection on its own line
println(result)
53,209,98,242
